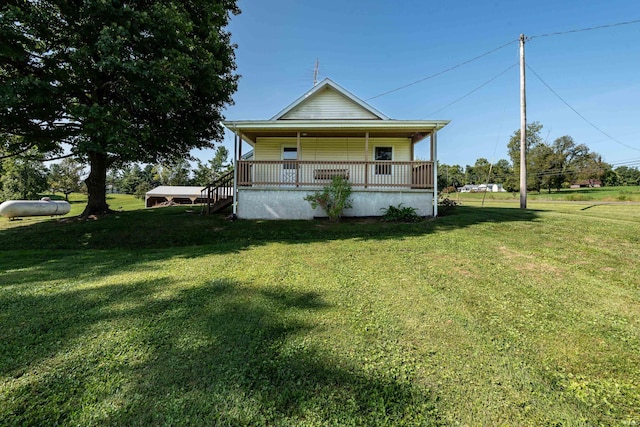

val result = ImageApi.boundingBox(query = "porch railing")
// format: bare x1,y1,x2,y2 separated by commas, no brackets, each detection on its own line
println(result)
237,160,433,189
201,169,234,214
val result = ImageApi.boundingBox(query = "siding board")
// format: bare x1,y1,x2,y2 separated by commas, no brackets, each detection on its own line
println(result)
255,137,411,161
280,88,380,120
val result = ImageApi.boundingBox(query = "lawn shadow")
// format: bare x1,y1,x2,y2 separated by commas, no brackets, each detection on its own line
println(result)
0,205,542,294
1,277,440,425
0,205,541,256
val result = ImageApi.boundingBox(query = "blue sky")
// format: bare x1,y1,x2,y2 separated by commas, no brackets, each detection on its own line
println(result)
199,0,640,169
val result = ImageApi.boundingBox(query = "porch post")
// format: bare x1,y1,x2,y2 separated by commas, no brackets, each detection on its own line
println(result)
296,132,301,187
364,131,369,188
432,131,438,217
232,132,239,218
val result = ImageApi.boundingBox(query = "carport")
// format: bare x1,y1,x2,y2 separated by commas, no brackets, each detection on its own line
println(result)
145,186,207,208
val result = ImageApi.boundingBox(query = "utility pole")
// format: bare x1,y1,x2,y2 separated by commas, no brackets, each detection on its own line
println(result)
519,34,527,209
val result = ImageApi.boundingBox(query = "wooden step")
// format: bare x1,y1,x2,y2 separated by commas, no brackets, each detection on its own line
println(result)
210,196,233,213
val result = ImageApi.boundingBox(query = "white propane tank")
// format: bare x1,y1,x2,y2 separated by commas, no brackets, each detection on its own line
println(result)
0,198,71,219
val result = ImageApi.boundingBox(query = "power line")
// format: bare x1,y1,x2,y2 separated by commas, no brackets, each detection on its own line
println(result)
526,64,640,153
528,18,640,40
366,39,518,101
609,157,640,167
423,62,517,117
366,19,640,101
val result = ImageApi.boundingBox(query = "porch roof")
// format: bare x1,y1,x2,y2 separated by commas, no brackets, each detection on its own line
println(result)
222,119,450,145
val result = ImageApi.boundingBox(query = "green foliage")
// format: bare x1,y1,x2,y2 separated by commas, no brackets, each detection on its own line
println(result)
152,158,191,186
0,1,240,215
507,121,544,170
614,166,640,186
192,146,231,185
109,164,159,194
134,181,154,199
504,123,613,192
438,196,459,216
48,158,84,200
437,163,464,191
304,176,353,222
381,204,421,222
0,150,48,200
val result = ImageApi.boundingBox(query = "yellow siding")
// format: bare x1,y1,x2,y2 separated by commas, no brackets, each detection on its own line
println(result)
280,88,380,120
254,138,285,160
254,137,411,161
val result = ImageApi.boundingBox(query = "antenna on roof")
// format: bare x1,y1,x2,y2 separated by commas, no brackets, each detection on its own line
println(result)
313,58,319,86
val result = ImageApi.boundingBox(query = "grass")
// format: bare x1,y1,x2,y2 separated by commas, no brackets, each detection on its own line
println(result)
445,185,640,203
1,194,639,425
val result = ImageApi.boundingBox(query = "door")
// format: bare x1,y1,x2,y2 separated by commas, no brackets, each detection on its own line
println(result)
282,146,298,186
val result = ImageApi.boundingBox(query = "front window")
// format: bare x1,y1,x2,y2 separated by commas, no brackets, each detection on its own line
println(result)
375,146,392,175
283,147,297,170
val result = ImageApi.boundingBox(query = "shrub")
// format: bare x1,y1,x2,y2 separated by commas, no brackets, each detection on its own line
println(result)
438,196,459,216
381,204,421,222
304,176,353,222
134,182,153,199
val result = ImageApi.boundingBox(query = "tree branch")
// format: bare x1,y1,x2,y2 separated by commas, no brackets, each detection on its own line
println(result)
0,141,39,160
41,152,76,162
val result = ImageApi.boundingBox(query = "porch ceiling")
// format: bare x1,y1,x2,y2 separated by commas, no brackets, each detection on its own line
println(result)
223,120,450,145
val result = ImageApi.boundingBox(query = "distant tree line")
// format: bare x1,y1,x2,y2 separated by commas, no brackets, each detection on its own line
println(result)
438,122,639,192
106,146,231,198
0,139,230,202
3,125,639,202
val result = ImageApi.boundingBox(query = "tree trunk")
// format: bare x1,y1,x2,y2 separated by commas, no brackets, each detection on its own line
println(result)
81,151,112,217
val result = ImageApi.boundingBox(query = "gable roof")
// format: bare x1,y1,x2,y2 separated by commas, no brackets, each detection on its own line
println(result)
270,78,390,121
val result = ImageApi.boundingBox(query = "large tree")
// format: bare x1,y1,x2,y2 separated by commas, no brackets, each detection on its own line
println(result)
0,0,239,216
615,166,640,186
507,121,544,186
548,135,590,190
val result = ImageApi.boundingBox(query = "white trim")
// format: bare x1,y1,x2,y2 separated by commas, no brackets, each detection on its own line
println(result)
232,133,239,217
270,78,390,121
224,120,450,131
373,145,394,176
223,120,450,145
281,144,298,185
281,144,299,160
433,131,438,217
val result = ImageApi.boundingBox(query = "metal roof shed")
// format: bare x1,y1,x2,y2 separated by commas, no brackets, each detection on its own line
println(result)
145,186,207,208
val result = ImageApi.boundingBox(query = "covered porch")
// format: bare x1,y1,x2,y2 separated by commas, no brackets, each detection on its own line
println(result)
237,159,434,188
227,121,445,185
222,121,446,219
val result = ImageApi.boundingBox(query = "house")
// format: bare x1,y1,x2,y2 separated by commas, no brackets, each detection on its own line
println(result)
570,179,601,188
457,183,506,193
458,184,479,193
220,79,450,220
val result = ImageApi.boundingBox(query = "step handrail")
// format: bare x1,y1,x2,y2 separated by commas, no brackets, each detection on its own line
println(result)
201,169,234,214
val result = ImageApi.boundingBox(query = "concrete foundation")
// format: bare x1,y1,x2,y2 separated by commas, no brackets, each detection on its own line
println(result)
237,187,433,220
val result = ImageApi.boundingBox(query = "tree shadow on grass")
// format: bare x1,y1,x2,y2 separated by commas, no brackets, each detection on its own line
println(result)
1,277,441,426
0,205,541,255
0,205,542,295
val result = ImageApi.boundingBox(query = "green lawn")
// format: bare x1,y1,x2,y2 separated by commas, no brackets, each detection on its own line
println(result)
447,185,640,203
1,195,639,425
